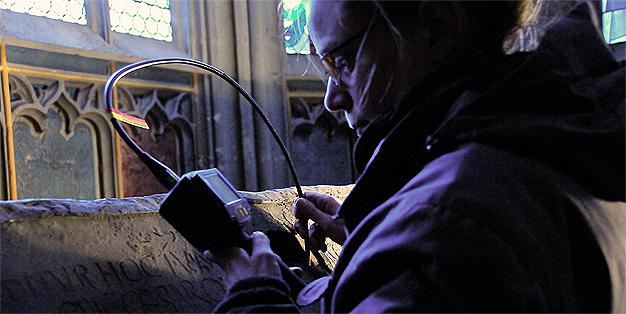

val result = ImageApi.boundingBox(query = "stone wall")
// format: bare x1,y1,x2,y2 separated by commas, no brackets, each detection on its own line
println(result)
0,185,352,313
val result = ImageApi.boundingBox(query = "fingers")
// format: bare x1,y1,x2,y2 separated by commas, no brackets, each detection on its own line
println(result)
203,250,215,261
309,222,327,252
294,198,333,227
303,192,341,215
203,232,278,271
328,217,347,245
250,231,274,256
292,193,343,251
294,218,308,240
203,232,273,263
249,232,281,280
203,247,247,268
289,266,304,278
203,232,282,289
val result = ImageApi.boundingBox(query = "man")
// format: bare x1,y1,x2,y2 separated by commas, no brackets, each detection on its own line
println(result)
206,1,625,312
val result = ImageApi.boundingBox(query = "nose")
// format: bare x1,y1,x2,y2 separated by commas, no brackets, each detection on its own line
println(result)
324,79,353,112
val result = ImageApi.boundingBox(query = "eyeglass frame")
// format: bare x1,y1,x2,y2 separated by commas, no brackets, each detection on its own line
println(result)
319,17,379,86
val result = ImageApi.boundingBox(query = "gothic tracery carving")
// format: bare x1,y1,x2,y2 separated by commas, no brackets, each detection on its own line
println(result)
117,88,194,148
8,74,116,197
287,78,356,185
291,97,349,136
132,90,195,138
8,73,38,108
75,84,103,111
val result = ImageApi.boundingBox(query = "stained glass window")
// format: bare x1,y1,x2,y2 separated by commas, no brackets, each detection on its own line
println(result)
109,0,173,42
0,0,87,25
602,0,626,44
283,0,311,54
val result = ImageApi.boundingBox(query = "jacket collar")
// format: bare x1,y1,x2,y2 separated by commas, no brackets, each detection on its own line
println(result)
338,59,492,231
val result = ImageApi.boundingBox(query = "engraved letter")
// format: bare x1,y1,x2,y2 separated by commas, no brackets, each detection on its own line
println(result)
58,301,86,313
139,254,162,277
41,268,73,291
154,285,179,312
119,258,143,282
73,264,98,289
168,251,194,274
94,262,122,286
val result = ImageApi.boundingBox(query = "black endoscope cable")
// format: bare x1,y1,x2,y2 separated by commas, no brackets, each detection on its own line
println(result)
104,58,331,271
104,58,303,195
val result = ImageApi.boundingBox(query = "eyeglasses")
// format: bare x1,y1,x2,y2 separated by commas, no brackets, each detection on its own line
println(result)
319,25,372,86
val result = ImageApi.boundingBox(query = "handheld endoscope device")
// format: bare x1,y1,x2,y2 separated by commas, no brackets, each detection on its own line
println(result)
159,169,253,250
104,58,309,295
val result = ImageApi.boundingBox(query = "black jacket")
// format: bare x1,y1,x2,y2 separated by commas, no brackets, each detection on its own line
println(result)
216,6,625,313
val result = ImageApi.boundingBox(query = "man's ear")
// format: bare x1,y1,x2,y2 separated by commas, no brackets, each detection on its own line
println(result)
418,1,467,61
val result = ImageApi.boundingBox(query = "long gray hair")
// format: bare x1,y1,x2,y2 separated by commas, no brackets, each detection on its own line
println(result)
503,0,599,53
357,0,595,123
371,0,594,56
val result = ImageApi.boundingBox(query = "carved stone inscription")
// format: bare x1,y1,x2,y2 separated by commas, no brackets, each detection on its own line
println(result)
1,214,225,312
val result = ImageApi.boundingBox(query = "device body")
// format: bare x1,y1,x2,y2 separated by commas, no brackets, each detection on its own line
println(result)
159,168,306,296
104,59,308,299
159,169,252,251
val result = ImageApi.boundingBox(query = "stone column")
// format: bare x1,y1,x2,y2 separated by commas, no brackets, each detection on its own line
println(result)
248,0,290,190
203,0,247,189
198,0,291,191
189,0,214,172
233,0,260,192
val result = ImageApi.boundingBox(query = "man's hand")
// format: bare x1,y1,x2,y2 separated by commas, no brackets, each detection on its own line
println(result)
203,232,281,290
293,192,347,252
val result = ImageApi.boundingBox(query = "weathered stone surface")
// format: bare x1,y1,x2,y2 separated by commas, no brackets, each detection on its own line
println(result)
0,185,352,313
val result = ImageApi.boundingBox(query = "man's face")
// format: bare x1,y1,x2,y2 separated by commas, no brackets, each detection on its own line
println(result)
309,1,402,137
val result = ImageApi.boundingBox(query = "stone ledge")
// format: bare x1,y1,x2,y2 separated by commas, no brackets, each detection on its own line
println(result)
0,195,166,222
0,185,352,313
0,185,353,222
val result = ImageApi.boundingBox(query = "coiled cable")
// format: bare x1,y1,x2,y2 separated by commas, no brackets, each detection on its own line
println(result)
104,58,330,270
104,57,303,197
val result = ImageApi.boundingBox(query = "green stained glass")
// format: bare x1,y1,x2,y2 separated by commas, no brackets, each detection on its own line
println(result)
109,0,173,42
609,9,626,43
283,0,311,54
0,0,87,25
602,0,626,44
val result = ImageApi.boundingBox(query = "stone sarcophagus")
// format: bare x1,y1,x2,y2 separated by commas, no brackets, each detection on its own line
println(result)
0,185,351,313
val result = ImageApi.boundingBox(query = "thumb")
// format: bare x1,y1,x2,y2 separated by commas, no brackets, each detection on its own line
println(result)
295,198,333,227
289,266,304,277
303,192,340,215
203,250,215,262
250,231,273,256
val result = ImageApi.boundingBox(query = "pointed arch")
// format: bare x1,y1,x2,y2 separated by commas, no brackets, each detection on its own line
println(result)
10,76,117,198
78,110,117,198
8,73,38,109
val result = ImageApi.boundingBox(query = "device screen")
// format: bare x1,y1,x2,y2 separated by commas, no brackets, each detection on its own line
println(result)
200,172,240,203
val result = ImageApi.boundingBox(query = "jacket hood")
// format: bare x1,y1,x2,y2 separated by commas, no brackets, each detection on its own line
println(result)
341,4,624,230
433,5,624,202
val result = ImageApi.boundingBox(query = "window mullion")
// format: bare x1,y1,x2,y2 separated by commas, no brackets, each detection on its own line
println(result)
85,0,112,43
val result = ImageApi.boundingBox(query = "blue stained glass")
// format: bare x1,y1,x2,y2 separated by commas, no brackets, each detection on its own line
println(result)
605,0,626,11
283,0,311,54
